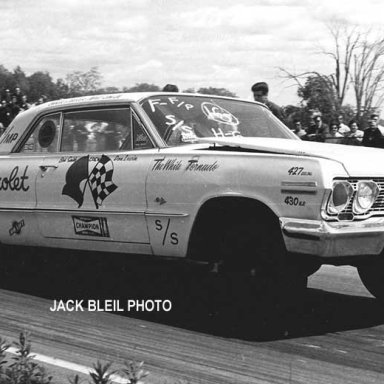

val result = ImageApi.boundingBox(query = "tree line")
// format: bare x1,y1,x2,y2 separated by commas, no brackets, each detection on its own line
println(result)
0,64,237,102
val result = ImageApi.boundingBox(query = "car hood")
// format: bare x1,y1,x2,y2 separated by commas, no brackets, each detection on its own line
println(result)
196,137,384,177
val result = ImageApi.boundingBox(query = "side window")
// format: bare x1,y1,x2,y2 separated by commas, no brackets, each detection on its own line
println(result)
21,113,60,153
61,108,131,152
132,114,153,150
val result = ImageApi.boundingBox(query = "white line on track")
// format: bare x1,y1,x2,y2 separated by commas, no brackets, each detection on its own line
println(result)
7,347,131,384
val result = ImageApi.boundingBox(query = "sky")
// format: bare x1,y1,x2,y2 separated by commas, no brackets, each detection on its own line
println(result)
1,0,384,105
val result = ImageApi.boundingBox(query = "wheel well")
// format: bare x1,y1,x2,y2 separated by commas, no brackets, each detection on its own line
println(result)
187,196,281,263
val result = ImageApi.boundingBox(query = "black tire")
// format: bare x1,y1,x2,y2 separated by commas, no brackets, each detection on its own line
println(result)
358,260,384,301
213,209,308,294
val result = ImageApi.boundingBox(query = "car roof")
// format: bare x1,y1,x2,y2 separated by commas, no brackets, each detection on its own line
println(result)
33,92,266,113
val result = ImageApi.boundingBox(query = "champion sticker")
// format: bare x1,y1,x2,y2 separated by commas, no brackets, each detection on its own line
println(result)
72,216,110,237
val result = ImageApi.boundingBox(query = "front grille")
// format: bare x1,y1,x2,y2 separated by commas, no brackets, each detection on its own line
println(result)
339,179,384,218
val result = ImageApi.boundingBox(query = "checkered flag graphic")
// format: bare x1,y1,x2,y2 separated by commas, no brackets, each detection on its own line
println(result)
88,155,118,209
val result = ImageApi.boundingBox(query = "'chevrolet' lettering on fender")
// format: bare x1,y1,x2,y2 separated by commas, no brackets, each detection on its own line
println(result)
72,216,110,237
0,166,29,192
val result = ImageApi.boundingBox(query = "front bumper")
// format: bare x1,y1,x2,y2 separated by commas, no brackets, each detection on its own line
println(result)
280,217,384,257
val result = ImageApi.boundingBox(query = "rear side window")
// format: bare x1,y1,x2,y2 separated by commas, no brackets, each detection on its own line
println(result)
21,113,61,153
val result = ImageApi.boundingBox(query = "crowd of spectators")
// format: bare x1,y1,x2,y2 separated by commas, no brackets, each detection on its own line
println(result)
0,87,46,134
250,81,384,149
291,113,383,148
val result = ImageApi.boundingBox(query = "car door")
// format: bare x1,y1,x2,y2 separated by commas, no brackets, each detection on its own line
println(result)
29,105,155,254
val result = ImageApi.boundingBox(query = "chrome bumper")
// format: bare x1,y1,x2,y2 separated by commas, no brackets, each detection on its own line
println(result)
280,217,384,257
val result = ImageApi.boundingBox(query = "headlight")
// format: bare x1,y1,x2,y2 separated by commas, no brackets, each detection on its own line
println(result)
352,181,379,214
327,181,353,214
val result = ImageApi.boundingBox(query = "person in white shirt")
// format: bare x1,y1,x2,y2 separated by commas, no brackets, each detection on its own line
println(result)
337,114,350,135
343,119,364,145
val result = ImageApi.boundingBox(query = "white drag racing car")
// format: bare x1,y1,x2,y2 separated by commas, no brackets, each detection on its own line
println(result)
1,92,384,299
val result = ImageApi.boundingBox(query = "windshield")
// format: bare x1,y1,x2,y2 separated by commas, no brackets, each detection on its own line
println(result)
140,95,297,146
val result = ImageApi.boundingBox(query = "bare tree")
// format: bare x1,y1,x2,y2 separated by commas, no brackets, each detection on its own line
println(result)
351,33,384,122
324,21,360,109
280,21,360,113
279,21,384,124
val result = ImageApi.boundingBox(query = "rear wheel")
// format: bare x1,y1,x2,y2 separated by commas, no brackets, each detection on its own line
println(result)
358,259,384,301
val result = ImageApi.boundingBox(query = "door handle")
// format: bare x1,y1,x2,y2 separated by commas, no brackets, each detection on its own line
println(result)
39,165,58,174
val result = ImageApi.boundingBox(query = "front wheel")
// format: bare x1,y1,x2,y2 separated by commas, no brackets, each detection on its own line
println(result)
357,260,384,301
214,210,308,296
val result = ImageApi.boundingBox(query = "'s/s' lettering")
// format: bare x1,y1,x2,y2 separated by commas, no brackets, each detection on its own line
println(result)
155,219,179,245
